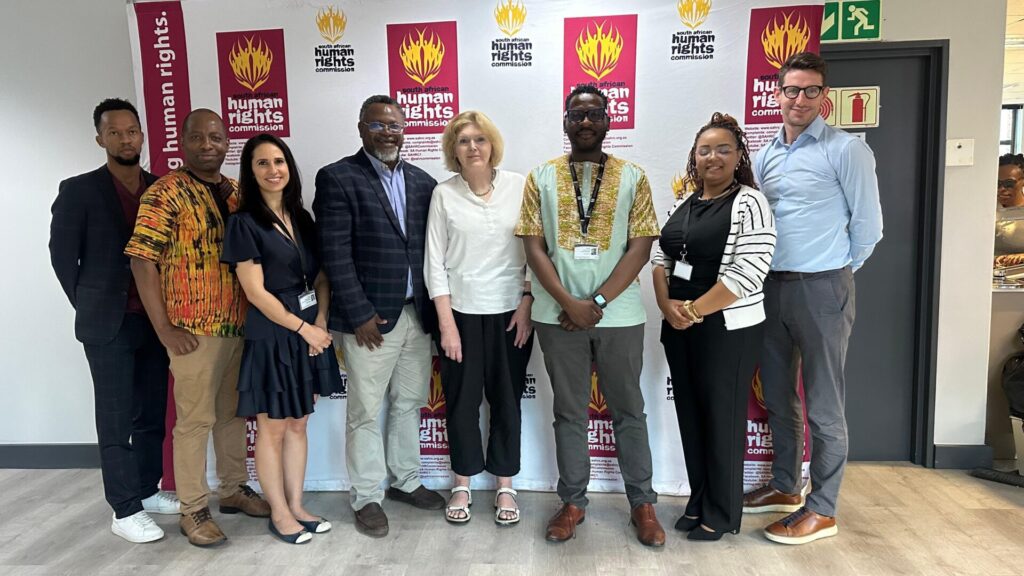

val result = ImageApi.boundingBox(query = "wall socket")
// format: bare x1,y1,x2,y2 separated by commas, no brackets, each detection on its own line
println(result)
946,138,975,166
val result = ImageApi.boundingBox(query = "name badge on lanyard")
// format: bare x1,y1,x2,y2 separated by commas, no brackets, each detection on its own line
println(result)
569,154,607,262
671,198,695,280
672,261,693,280
298,290,317,310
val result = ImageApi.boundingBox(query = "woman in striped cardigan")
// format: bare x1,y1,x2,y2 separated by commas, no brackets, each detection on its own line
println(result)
652,112,776,541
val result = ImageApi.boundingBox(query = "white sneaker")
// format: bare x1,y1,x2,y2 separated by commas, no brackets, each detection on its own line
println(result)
111,511,164,543
142,490,180,515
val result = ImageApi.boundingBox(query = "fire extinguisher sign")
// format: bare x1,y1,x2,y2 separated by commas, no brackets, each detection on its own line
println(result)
820,86,880,129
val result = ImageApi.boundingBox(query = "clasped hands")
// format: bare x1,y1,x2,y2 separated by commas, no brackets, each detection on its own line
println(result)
557,298,603,331
660,299,700,330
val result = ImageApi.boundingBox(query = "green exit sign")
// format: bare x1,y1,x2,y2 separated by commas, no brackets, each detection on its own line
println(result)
823,0,881,42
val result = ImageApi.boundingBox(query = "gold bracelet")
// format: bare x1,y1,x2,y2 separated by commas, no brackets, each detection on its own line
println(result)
683,300,704,323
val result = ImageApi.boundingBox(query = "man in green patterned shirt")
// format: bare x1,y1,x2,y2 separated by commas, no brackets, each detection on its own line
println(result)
515,86,665,546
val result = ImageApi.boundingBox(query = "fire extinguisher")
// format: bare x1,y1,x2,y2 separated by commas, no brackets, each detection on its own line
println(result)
848,92,869,123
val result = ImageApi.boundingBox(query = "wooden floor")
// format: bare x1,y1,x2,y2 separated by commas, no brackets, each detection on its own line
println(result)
1,463,1022,576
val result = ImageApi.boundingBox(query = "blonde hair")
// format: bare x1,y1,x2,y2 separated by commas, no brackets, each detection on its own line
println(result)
441,110,505,172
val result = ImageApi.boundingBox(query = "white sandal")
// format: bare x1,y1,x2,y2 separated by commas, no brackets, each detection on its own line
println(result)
494,487,520,526
445,485,472,524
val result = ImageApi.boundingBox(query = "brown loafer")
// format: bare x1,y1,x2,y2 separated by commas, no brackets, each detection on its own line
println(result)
545,503,585,542
219,484,271,517
355,502,389,538
385,485,445,510
630,503,665,547
179,507,226,547
764,507,838,545
742,485,803,514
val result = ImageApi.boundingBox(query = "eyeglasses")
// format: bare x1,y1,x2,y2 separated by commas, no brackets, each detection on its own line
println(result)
999,179,1021,190
696,145,737,158
565,108,608,124
780,85,824,99
361,121,405,134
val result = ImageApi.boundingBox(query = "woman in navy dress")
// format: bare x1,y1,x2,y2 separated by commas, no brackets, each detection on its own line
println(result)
222,134,342,544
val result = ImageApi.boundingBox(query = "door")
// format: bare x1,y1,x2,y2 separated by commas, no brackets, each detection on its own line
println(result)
821,43,946,461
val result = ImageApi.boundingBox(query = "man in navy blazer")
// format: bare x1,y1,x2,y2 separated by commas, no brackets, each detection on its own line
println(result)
313,95,444,537
49,98,178,543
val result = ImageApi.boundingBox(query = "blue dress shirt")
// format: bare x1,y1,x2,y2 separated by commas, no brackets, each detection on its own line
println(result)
753,116,883,272
364,149,414,297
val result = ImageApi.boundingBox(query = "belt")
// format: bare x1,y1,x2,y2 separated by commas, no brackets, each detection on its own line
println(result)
768,267,847,281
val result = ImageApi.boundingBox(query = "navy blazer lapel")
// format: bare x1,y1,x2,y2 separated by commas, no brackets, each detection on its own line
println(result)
355,150,407,242
97,166,131,239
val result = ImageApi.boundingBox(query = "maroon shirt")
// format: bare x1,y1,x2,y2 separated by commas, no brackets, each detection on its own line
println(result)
111,172,146,314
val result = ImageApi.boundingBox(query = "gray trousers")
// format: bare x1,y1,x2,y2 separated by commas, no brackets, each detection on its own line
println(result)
534,322,657,509
760,267,855,517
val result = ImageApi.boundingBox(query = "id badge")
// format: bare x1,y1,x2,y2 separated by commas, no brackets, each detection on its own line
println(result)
574,243,599,261
672,261,693,280
298,290,317,311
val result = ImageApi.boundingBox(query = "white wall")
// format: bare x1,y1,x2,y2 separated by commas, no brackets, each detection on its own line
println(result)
0,0,1007,449
0,0,136,443
881,1,1006,446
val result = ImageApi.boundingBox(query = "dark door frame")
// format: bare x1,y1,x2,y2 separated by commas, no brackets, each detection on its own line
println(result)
821,40,949,467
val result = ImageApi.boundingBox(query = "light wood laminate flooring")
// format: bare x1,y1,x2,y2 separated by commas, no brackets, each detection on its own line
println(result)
1,463,1022,575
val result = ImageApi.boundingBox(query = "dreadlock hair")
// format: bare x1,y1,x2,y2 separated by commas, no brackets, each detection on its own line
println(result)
999,153,1024,171
685,112,756,192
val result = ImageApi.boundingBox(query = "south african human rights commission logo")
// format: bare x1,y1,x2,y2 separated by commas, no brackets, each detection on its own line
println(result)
216,29,290,142
387,21,460,135
491,0,532,68
313,6,356,73
670,0,716,61
563,15,637,130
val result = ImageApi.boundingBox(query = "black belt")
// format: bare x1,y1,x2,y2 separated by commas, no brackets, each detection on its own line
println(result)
768,267,847,281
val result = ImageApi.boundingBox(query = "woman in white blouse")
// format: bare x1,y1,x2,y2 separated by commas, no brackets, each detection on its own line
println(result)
652,112,776,541
425,111,533,526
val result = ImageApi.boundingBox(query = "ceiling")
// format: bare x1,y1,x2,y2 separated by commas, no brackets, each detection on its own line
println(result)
1006,0,1024,103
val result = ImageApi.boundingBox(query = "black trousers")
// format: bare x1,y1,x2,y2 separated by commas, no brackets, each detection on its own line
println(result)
661,313,763,532
83,313,169,518
437,310,533,477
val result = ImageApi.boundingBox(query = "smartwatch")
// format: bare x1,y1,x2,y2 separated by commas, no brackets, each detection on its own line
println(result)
592,294,608,309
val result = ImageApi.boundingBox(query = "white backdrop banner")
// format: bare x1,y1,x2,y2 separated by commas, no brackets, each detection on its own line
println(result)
127,0,820,496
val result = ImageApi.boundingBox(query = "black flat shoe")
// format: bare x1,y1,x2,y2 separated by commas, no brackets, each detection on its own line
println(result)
298,517,332,534
674,515,700,532
268,519,312,544
687,527,724,541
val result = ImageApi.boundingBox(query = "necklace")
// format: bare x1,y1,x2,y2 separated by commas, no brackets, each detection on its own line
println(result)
700,180,736,201
467,169,496,197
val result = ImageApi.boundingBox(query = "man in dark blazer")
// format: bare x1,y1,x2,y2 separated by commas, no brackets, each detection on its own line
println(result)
49,98,178,543
313,95,444,537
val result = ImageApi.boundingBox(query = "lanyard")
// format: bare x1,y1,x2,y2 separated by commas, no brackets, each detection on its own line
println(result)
568,153,607,238
269,211,311,291
676,180,740,260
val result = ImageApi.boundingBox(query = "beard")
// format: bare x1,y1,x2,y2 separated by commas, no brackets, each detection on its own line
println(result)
368,144,400,164
114,153,141,166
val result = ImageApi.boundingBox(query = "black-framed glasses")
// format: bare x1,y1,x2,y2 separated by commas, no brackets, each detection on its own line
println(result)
565,108,608,123
361,121,405,134
780,85,824,99
999,179,1021,190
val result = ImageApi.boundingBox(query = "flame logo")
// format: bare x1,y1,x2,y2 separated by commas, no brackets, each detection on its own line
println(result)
751,368,766,409
316,6,347,44
228,36,273,92
671,172,697,199
399,28,446,87
426,365,446,412
677,0,712,30
575,21,624,82
494,0,527,37
760,11,811,69
588,369,608,414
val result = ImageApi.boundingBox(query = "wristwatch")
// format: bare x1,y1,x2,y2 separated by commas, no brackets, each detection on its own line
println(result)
592,294,608,309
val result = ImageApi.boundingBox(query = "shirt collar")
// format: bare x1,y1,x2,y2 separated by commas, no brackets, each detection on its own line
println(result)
363,148,403,176
771,115,827,149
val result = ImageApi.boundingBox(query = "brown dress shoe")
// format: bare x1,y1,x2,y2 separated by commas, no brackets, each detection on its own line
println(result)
179,507,227,547
355,502,389,538
630,503,666,547
386,485,446,510
545,503,585,542
219,484,271,517
742,485,803,514
764,507,838,545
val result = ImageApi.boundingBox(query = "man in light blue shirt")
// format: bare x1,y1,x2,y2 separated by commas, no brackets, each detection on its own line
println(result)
743,52,883,545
